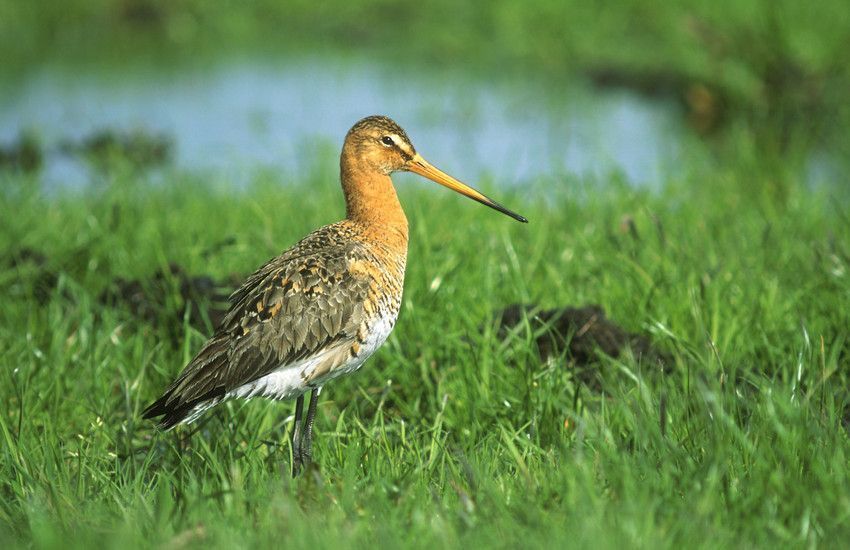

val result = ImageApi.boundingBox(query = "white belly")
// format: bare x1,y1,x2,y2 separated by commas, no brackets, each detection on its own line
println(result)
310,312,397,386
227,312,397,401
178,312,399,425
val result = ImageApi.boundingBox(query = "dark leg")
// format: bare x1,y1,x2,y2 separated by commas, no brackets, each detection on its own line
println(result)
301,388,321,466
291,394,305,477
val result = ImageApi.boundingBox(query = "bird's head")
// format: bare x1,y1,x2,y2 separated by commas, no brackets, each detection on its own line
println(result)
343,115,527,223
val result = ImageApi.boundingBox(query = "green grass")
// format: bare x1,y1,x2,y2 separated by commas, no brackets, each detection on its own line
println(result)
3,2,849,546
1,157,849,547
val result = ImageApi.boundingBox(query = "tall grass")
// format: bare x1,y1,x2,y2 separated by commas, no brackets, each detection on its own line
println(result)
1,160,848,547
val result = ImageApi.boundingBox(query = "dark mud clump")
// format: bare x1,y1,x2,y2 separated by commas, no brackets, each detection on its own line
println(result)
4,247,59,302
99,263,240,339
495,303,670,382
3,245,239,339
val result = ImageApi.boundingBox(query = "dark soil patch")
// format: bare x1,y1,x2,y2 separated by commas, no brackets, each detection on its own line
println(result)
495,303,670,383
99,263,240,338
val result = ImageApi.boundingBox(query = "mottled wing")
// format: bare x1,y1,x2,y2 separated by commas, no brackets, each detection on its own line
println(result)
143,225,371,427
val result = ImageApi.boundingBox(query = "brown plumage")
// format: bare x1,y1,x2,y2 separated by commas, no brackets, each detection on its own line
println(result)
143,115,526,475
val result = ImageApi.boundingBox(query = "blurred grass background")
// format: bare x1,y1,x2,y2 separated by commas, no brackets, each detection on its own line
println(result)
4,0,849,142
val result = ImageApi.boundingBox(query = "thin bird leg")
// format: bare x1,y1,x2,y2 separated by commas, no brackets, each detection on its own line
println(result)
291,394,305,477
301,388,321,466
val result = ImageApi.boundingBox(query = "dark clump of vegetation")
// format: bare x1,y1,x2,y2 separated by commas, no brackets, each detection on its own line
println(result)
0,133,42,173
0,129,173,178
583,11,845,151
61,129,173,170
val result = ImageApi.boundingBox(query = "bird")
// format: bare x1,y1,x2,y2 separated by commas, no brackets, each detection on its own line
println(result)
142,115,527,476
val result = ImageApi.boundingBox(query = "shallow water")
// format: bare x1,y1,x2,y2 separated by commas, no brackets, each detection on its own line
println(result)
0,57,695,189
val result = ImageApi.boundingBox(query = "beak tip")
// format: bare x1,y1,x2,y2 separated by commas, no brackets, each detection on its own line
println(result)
503,209,528,223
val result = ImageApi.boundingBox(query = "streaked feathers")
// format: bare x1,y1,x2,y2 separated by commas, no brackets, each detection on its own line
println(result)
142,220,404,429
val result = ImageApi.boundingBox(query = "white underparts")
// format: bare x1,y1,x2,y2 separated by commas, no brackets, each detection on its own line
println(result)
177,312,397,426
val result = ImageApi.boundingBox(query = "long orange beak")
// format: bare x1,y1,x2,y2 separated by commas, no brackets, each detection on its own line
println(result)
406,154,528,223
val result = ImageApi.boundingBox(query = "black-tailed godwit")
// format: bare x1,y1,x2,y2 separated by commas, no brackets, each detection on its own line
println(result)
143,115,527,475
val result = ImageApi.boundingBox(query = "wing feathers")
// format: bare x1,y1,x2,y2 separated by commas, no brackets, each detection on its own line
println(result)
143,223,376,428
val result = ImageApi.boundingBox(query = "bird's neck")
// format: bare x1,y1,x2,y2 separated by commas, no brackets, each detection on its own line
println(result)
340,158,409,254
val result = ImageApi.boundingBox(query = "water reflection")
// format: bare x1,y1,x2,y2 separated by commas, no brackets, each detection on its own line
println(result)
0,57,693,189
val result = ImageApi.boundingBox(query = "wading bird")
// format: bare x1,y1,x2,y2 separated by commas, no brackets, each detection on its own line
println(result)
143,115,526,475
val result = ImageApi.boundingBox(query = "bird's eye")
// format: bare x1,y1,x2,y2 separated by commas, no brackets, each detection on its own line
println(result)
380,136,394,146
